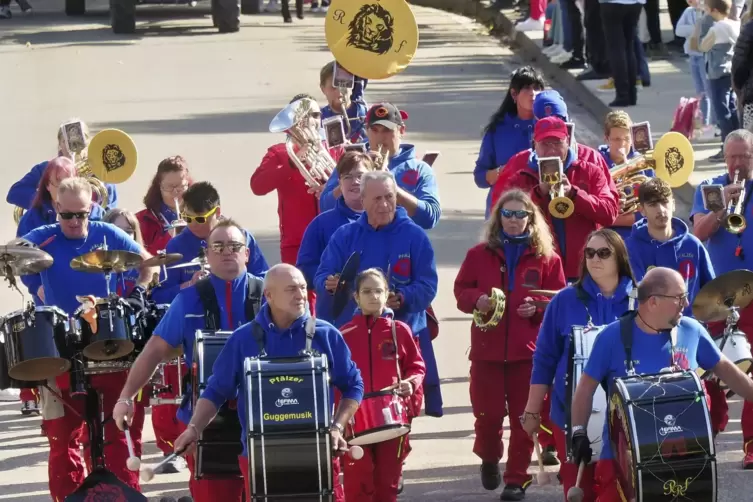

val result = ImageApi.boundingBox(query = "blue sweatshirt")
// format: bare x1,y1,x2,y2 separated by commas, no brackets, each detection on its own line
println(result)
474,114,536,217
20,221,142,314
319,144,441,230
314,207,438,334
530,275,634,429
296,196,362,290
7,161,119,210
200,305,364,457
321,100,368,144
626,217,715,315
151,227,269,304
17,202,105,239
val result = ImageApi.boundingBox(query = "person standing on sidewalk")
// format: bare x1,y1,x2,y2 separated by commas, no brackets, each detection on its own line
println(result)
0,0,31,19
732,8,753,130
600,0,644,106
677,0,715,130
515,0,546,31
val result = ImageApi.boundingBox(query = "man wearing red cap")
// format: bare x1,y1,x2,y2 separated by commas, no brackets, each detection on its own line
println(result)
494,116,620,281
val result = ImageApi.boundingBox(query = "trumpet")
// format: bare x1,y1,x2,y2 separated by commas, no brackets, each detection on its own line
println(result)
473,288,506,330
724,170,747,234
336,85,352,138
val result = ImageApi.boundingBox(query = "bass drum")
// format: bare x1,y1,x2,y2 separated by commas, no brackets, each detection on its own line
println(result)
609,371,717,502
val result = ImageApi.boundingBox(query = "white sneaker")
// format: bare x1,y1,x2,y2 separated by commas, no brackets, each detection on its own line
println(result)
551,51,572,64
0,388,20,401
263,0,280,12
515,17,544,32
311,5,321,11
543,44,562,55
0,6,11,18
547,47,568,60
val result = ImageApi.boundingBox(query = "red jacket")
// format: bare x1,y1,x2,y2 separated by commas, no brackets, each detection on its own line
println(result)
250,143,321,264
454,243,566,362
136,208,170,255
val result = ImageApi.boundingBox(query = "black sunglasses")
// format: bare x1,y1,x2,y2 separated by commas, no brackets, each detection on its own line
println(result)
585,247,613,260
500,208,532,220
59,212,89,220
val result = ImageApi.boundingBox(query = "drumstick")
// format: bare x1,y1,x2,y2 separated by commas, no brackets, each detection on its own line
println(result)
532,433,552,485
348,445,364,460
141,448,186,482
566,462,586,502
123,424,141,472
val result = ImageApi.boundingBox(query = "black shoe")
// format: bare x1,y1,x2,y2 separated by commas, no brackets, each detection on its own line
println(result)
283,16,292,22
500,484,526,501
559,57,586,70
709,150,725,163
576,67,609,81
541,446,559,466
481,462,501,490
397,474,404,494
177,498,193,502
609,97,633,107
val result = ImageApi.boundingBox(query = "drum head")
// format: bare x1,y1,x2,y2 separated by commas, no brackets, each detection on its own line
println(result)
8,357,70,381
349,425,409,446
83,340,135,361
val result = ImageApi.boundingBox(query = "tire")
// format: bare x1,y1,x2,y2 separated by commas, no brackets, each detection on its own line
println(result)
213,0,240,33
65,0,86,16
240,0,259,15
111,0,136,34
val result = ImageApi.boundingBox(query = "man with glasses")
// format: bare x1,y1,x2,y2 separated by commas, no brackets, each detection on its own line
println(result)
17,177,155,500
568,267,753,498
113,218,263,502
153,181,269,304
691,128,753,468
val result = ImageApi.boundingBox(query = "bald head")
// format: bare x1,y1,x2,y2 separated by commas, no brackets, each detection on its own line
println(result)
637,267,684,303
263,264,308,323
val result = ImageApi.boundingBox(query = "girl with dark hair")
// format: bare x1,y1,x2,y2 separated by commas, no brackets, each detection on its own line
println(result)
522,228,637,501
135,155,193,255
474,66,546,217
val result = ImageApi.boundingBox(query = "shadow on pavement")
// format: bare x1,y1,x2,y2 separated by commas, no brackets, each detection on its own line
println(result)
431,211,486,267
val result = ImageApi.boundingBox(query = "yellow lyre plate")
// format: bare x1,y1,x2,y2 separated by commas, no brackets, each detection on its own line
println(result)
325,0,419,80
87,129,138,184
653,132,694,188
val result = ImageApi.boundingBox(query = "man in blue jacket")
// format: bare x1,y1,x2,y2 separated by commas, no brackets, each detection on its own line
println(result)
113,218,264,501
152,181,269,304
172,263,363,502
318,103,441,230
626,178,715,315
314,170,442,418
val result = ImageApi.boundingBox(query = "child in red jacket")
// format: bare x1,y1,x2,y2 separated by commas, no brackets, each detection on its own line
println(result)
338,268,426,502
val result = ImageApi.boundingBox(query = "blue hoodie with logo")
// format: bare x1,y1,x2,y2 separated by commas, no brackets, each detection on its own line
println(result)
475,114,536,217
296,196,362,295
318,144,441,230
200,305,364,458
626,217,715,315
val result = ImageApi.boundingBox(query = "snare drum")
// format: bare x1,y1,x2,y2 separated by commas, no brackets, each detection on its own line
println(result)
345,389,409,445
1,306,71,381
75,298,139,361
193,330,243,479
565,324,607,462
609,371,717,502
244,354,333,500
141,303,182,361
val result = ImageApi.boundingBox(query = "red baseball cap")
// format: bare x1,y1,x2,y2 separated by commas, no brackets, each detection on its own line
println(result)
534,116,569,142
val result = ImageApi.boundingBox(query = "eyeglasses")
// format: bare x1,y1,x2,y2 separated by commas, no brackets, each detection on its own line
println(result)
59,212,89,220
161,182,189,193
585,247,613,260
500,208,532,219
209,241,245,254
181,206,218,224
653,292,690,302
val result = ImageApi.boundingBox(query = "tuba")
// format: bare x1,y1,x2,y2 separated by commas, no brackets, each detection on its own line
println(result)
611,154,653,214
724,170,747,234
74,151,113,209
270,98,337,189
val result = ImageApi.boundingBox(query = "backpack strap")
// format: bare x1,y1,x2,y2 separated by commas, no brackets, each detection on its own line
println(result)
620,311,638,376
575,286,593,326
251,320,267,357
195,278,220,331
391,319,402,382
245,274,264,322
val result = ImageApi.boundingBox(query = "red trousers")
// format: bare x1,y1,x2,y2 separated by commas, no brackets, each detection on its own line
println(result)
343,435,410,502
240,455,344,502
43,372,141,501
530,0,545,19
470,360,554,487
20,387,38,402
553,425,596,501
150,360,188,455
183,442,245,502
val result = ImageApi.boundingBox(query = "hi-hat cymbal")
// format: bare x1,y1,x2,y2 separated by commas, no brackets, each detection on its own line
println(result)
529,290,561,298
142,253,183,268
70,250,143,274
0,243,54,276
692,270,753,322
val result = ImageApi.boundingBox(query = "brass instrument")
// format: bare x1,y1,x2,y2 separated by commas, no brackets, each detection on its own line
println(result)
269,98,337,189
539,157,574,219
473,288,506,330
724,170,747,234
611,155,652,214
337,85,352,137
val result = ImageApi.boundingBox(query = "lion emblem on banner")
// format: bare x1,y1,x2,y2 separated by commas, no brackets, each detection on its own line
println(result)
347,3,394,55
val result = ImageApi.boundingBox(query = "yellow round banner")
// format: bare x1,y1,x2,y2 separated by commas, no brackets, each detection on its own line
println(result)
325,0,419,80
653,132,694,188
87,129,138,184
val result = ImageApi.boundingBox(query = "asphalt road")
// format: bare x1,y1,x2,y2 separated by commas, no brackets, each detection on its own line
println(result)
0,2,749,500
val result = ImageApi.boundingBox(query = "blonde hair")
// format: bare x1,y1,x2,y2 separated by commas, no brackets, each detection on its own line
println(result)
604,110,633,136
484,189,556,258
57,177,93,201
104,208,144,245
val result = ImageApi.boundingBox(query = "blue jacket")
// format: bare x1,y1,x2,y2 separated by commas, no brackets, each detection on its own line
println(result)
319,144,441,230
321,100,368,144
626,217,715,315
151,227,269,304
7,160,118,210
200,305,364,458
17,201,105,237
474,114,536,217
530,275,635,429
314,207,438,333
296,197,362,290
154,272,260,424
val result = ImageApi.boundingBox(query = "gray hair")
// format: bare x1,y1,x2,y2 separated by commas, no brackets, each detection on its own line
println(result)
359,170,396,198
57,177,93,202
724,129,753,151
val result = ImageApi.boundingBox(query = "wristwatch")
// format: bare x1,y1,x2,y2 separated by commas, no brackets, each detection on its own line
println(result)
117,398,134,407
330,422,344,434
572,425,585,434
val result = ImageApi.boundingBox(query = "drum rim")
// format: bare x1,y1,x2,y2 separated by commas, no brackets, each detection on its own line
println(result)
347,424,410,445
5,305,68,318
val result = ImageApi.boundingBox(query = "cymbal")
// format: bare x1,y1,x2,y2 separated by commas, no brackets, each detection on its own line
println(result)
70,249,143,274
692,270,753,322
0,243,54,276
529,290,561,298
142,253,183,268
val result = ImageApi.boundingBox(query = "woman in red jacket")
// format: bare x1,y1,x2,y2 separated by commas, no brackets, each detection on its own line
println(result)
135,155,193,255
454,188,567,501
338,268,426,502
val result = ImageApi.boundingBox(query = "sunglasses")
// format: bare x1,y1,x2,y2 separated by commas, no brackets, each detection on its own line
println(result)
653,292,690,302
500,208,532,220
209,241,245,254
585,247,613,260
59,212,89,220
181,206,218,224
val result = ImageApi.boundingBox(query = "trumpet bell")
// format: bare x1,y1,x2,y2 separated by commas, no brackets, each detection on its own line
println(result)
269,98,321,134
549,197,575,219
725,213,747,234
652,132,694,188
86,129,138,184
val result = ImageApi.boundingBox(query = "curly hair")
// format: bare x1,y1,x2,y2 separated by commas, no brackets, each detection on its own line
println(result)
603,110,633,136
484,189,555,258
638,177,673,204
